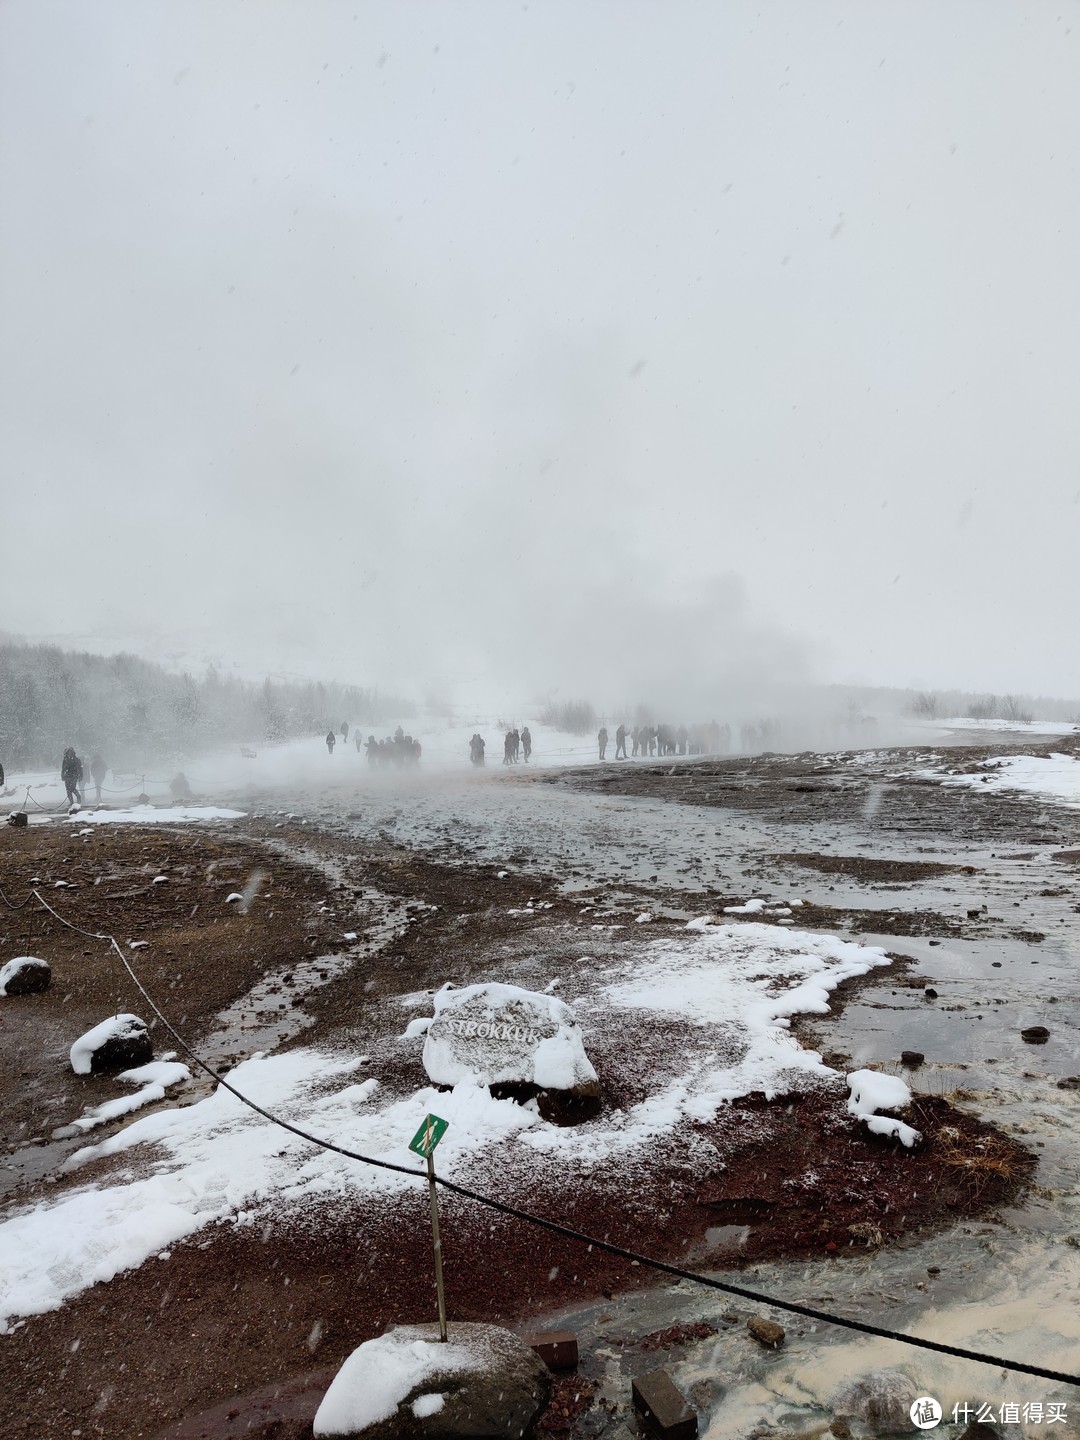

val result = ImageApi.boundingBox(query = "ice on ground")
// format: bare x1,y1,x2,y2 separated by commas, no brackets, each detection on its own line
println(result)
847,1068,921,1148
930,752,1080,810
0,923,890,1330
723,898,767,914
69,1015,148,1075
0,957,49,996
65,806,245,825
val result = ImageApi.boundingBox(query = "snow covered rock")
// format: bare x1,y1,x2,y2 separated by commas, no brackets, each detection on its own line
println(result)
0,957,51,996
422,982,600,1124
313,1322,550,1439
70,1014,153,1075
846,1069,922,1148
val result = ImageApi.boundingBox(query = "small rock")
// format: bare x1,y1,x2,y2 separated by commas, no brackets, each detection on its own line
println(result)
70,1014,153,1075
832,1371,917,1434
689,1379,718,1410
924,987,938,999
829,1421,852,1440
720,1310,740,1325
1021,1026,1050,1043
1056,1076,1080,1091
900,1050,924,1068
0,957,51,996
746,1316,785,1348
526,1330,578,1371
632,1369,698,1440
959,1425,1002,1440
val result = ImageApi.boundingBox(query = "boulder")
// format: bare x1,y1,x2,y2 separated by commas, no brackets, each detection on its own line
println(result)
70,1014,153,1075
422,983,600,1123
832,1371,917,1434
0,956,51,996
1021,1026,1050,1043
312,1322,550,1439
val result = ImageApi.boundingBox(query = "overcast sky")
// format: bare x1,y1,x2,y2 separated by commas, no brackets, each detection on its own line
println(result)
2,1,1078,705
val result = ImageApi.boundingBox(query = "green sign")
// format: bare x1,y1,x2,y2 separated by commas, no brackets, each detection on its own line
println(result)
409,1113,449,1159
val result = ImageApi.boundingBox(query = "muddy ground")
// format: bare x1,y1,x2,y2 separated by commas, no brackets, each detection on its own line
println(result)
0,748,1075,1438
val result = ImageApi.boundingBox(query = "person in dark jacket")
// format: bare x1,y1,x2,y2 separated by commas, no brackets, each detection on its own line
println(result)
61,748,83,805
325,729,336,754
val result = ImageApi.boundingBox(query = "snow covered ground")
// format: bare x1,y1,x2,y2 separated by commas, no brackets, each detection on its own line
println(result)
933,716,1080,737
0,920,889,1332
930,752,1080,809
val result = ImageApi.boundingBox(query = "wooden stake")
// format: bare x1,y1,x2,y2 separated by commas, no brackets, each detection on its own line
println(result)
427,1152,448,1342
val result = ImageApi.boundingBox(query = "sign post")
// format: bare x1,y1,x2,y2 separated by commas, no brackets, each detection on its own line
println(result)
408,1113,450,1342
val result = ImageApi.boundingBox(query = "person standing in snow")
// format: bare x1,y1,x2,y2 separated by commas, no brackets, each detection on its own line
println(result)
521,726,532,762
61,747,83,805
325,729,336,754
503,730,514,765
615,724,627,759
354,730,363,753
89,753,107,802
597,726,608,761
341,721,349,743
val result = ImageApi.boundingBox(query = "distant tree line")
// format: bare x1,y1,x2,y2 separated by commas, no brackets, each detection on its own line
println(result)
0,642,412,771
908,689,1079,725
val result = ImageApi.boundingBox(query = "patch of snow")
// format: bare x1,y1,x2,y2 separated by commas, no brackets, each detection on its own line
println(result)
119,1061,190,1088
152,876,168,884
723,898,767,914
847,1069,921,1148
412,1392,446,1418
930,752,1080,810
69,1015,147,1076
343,931,357,941
65,806,245,826
402,1017,432,1039
225,892,243,904
55,1085,169,1137
635,912,652,923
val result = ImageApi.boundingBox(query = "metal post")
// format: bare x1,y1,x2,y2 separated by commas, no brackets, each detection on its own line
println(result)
426,1152,448,1342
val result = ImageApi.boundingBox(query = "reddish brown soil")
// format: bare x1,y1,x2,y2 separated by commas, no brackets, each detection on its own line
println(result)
0,821,1035,1440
